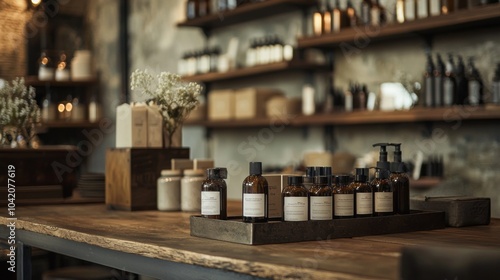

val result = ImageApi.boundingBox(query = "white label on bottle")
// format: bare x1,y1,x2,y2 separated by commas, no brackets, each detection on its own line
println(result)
284,197,308,221
375,192,393,213
201,191,220,215
356,192,373,215
334,194,353,216
310,196,332,220
429,0,441,16
417,0,428,18
243,193,265,217
405,0,416,21
468,80,481,105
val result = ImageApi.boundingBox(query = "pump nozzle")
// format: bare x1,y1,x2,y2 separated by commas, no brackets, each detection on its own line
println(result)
388,143,405,173
373,143,391,176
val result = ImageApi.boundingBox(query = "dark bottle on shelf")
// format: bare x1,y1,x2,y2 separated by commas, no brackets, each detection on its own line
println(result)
351,168,373,218
467,57,484,106
309,176,333,220
370,0,385,26
333,174,354,219
346,0,358,27
372,168,394,216
201,168,227,220
242,162,268,223
492,63,500,105
455,56,468,105
282,176,309,222
454,0,469,10
360,0,372,26
424,53,435,107
198,0,210,17
389,143,410,215
443,54,457,106
441,0,455,14
186,0,198,19
434,54,445,107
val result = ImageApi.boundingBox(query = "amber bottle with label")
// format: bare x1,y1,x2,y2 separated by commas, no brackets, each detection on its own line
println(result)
389,143,410,214
201,168,227,220
333,174,354,219
309,176,333,220
242,162,268,223
351,168,373,217
372,168,394,216
282,176,309,222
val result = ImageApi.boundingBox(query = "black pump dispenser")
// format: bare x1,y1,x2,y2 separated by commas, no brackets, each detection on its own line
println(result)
389,143,405,173
373,143,390,175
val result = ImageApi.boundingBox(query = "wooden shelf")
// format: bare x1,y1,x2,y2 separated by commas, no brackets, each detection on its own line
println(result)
298,3,500,49
177,0,316,31
185,106,500,128
38,120,102,130
182,61,327,83
25,76,98,87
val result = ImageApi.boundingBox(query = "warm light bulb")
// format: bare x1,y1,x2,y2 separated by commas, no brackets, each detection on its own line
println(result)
58,104,65,113
65,102,73,112
31,0,41,6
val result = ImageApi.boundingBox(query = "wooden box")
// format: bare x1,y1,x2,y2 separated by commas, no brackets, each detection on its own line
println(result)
191,211,445,245
105,147,189,211
234,88,283,119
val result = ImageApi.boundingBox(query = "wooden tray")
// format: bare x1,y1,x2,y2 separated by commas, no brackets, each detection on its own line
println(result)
190,211,445,245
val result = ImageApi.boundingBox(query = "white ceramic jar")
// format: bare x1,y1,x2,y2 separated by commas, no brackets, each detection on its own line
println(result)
157,169,182,211
181,169,204,212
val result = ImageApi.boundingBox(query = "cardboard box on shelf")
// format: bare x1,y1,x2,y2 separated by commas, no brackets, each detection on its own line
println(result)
116,103,148,148
146,105,163,148
208,89,235,120
266,96,302,118
234,88,284,119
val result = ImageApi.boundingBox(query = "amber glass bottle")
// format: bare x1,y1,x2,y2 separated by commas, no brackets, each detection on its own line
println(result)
372,168,394,216
201,168,227,220
333,174,354,219
351,168,373,217
389,144,410,214
242,162,268,223
309,176,333,220
282,176,308,222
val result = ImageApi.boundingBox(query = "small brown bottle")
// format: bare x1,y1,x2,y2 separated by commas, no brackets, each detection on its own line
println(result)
282,176,308,222
333,174,354,219
372,168,394,216
201,168,227,220
309,176,333,220
242,162,268,223
351,168,373,218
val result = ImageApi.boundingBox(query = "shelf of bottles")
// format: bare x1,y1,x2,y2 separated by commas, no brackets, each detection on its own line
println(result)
298,0,500,49
178,0,317,31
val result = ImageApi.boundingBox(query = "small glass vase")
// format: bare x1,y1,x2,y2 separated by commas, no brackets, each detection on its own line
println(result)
164,127,182,148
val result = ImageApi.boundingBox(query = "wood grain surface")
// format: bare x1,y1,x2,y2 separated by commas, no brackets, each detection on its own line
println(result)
1,201,499,280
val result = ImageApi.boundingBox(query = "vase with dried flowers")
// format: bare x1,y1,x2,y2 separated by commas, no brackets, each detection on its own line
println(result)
0,78,40,148
130,70,201,148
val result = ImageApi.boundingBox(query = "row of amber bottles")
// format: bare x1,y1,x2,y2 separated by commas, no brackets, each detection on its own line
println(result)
282,168,410,221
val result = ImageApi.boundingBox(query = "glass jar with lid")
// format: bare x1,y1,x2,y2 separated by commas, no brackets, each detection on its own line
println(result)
157,169,182,211
181,169,204,212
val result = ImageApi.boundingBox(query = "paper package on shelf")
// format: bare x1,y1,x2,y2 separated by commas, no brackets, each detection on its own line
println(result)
116,103,148,148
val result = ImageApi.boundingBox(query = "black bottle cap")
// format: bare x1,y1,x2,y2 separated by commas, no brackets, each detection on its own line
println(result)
288,176,303,186
354,168,368,182
373,143,390,171
207,168,227,179
249,162,262,175
315,166,332,176
314,176,329,185
336,174,351,186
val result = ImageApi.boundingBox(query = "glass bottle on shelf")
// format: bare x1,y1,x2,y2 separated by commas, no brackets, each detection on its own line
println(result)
467,57,484,106
405,0,417,21
396,0,405,23
313,4,324,36
455,56,469,105
443,54,456,106
360,0,372,26
424,53,435,107
351,168,373,218
434,53,445,107
332,0,348,33
201,168,228,220
88,94,102,123
492,63,500,105
282,176,309,222
38,51,54,81
417,0,429,19
55,52,70,81
333,174,354,219
198,0,210,17
372,168,394,216
186,0,197,19
441,0,455,14
242,162,268,223
41,92,56,122
429,0,442,16
309,176,333,220
370,0,386,26
346,0,358,27
323,1,333,34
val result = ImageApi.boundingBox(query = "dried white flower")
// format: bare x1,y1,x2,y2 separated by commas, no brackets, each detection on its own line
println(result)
130,69,201,147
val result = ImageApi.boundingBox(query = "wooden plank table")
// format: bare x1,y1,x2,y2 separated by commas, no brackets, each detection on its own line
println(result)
1,201,499,280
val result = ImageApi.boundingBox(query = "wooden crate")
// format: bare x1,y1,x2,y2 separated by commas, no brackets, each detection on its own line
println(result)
190,211,445,245
105,147,189,211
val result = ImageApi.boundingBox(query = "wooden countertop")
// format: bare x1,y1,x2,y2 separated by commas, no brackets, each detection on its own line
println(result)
2,201,499,279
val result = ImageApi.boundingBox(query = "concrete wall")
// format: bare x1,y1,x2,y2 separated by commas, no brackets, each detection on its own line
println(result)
84,0,500,216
